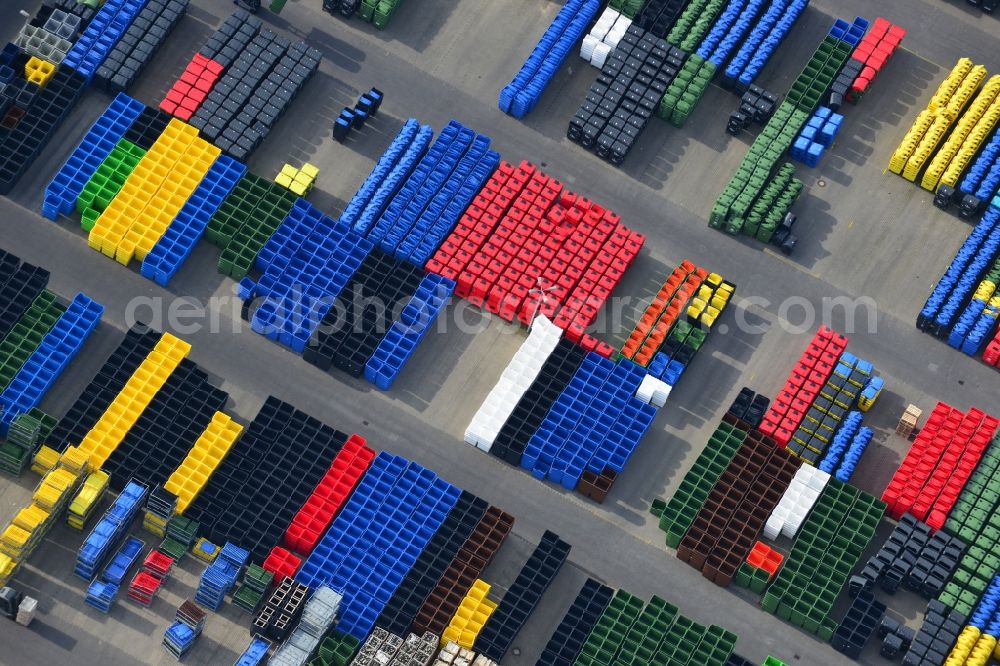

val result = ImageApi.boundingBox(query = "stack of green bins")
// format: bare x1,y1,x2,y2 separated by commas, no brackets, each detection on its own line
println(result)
742,164,801,239
574,589,645,665
710,34,853,233
608,0,644,18
734,562,772,594
667,320,707,356
308,630,360,666
158,536,187,562
0,290,66,391
761,479,884,640
651,420,749,548
763,657,787,666
939,432,1000,616
166,515,199,549
358,0,404,29
613,595,679,665
207,173,298,279
654,616,736,665
667,0,726,50
75,139,146,232
659,56,718,128
0,413,43,475
233,563,273,613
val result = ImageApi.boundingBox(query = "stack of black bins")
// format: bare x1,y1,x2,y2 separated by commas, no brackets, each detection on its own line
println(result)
123,106,172,150
0,260,49,340
198,9,261,68
184,396,347,561
376,491,489,636
902,599,966,666
303,249,424,376
633,0,689,39
490,339,587,465
49,0,98,28
568,26,683,166
102,359,229,492
48,325,160,452
94,0,189,93
536,578,614,666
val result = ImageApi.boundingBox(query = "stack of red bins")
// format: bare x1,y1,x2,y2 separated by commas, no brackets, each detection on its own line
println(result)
881,402,999,527
746,541,784,579
847,17,906,102
143,551,175,578
160,54,225,121
128,571,164,606
263,546,301,580
758,326,848,447
283,434,375,555
983,329,1000,368
425,160,644,341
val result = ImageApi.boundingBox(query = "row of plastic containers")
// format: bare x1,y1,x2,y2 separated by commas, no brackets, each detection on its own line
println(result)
282,434,374,554
426,159,643,339
571,587,739,665
721,0,809,91
839,17,905,104
99,358,228,493
301,249,424,375
677,434,799,586
881,401,999,528
465,315,562,452
206,172,299,279
498,0,600,118
852,513,964,602
620,260,707,365
790,106,843,167
651,417,749,548
665,0,725,52
923,75,1000,194
579,7,630,69
631,0,687,38
0,41,87,195
571,25,682,164
74,137,146,228
376,492,492,637
536,578,613,665
0,292,103,434
939,430,1000,616
784,352,874,464
950,123,1000,220
93,0,187,93
75,479,147,579
187,24,322,161
765,462,829,540
710,18,860,235
889,57,989,183
160,9,261,118
919,201,1000,340
295,453,462,639
761,479,885,639
758,325,848,447
183,396,350,561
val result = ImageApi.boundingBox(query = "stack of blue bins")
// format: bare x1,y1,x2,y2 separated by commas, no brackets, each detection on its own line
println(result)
829,16,869,47
520,355,657,489
647,350,688,386
75,480,148,580
818,410,864,473
970,577,1000,631
919,202,1000,335
498,0,601,118
834,426,873,482
62,0,147,82
235,638,271,666
141,156,246,287
364,273,454,390
163,622,197,659
932,202,1000,336
42,92,144,219
0,293,103,434
195,541,248,610
958,127,1000,212
723,0,809,89
295,453,460,641
791,106,843,167
84,580,119,613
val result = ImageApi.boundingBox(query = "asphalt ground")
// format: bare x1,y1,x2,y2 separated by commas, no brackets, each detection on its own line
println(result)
0,0,998,664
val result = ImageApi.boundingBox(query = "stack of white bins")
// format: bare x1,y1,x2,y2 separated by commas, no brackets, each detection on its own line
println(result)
464,316,562,452
432,642,498,666
580,7,631,68
764,465,830,540
635,374,671,407
269,586,342,666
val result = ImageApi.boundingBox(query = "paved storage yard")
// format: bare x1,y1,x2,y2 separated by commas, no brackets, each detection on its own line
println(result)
0,0,998,664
